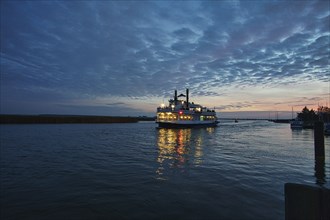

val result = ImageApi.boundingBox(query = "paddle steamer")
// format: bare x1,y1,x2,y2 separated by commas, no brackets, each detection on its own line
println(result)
156,89,219,128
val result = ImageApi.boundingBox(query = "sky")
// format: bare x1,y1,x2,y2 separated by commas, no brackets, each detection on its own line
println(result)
1,0,329,118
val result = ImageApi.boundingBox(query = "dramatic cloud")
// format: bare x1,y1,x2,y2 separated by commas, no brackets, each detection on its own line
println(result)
1,0,329,116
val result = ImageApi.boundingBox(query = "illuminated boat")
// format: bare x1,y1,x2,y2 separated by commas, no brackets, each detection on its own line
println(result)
156,89,219,128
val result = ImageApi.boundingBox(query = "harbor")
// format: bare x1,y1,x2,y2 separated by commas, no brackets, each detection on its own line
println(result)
1,1,329,219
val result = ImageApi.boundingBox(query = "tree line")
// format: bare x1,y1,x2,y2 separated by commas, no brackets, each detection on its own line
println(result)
297,106,330,124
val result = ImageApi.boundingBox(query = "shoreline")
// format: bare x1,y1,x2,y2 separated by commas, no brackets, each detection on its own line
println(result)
0,114,155,124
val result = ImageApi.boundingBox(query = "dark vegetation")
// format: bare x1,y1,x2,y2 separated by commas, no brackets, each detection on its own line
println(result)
297,106,319,122
296,106,330,128
0,115,155,124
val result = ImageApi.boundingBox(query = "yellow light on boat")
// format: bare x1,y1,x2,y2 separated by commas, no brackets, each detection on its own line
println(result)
160,103,165,108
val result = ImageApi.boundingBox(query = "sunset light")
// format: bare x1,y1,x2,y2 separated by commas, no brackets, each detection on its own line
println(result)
1,1,329,118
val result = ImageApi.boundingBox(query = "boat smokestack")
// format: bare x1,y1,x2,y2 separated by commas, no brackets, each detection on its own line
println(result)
174,90,178,104
186,88,189,108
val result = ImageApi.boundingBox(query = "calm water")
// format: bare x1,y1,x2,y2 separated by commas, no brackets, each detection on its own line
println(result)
1,121,329,219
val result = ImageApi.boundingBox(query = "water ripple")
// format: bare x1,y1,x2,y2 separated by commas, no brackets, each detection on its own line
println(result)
1,122,329,219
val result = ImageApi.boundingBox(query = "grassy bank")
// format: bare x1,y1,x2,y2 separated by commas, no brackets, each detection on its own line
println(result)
0,115,150,124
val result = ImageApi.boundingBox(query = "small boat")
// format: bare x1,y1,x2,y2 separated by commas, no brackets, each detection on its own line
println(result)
234,119,238,123
156,89,219,128
290,118,303,129
324,122,330,135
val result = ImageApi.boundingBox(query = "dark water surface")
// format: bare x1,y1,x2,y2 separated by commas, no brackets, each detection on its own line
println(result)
1,121,329,219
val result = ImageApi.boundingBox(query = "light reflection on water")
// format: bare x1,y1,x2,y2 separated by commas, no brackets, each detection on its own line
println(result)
0,122,329,220
155,121,329,189
156,129,191,174
156,127,217,178
156,128,214,179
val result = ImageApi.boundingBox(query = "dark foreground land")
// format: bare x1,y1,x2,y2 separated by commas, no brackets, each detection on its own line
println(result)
0,115,155,124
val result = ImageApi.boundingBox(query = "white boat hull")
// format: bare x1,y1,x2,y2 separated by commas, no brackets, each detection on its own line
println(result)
157,120,219,128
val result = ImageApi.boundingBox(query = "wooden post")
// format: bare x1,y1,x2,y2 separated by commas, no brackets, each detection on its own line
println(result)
314,121,324,159
315,157,325,186
285,183,330,220
285,122,328,219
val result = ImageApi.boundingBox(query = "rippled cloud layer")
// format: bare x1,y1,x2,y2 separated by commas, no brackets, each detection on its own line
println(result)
1,1,329,115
